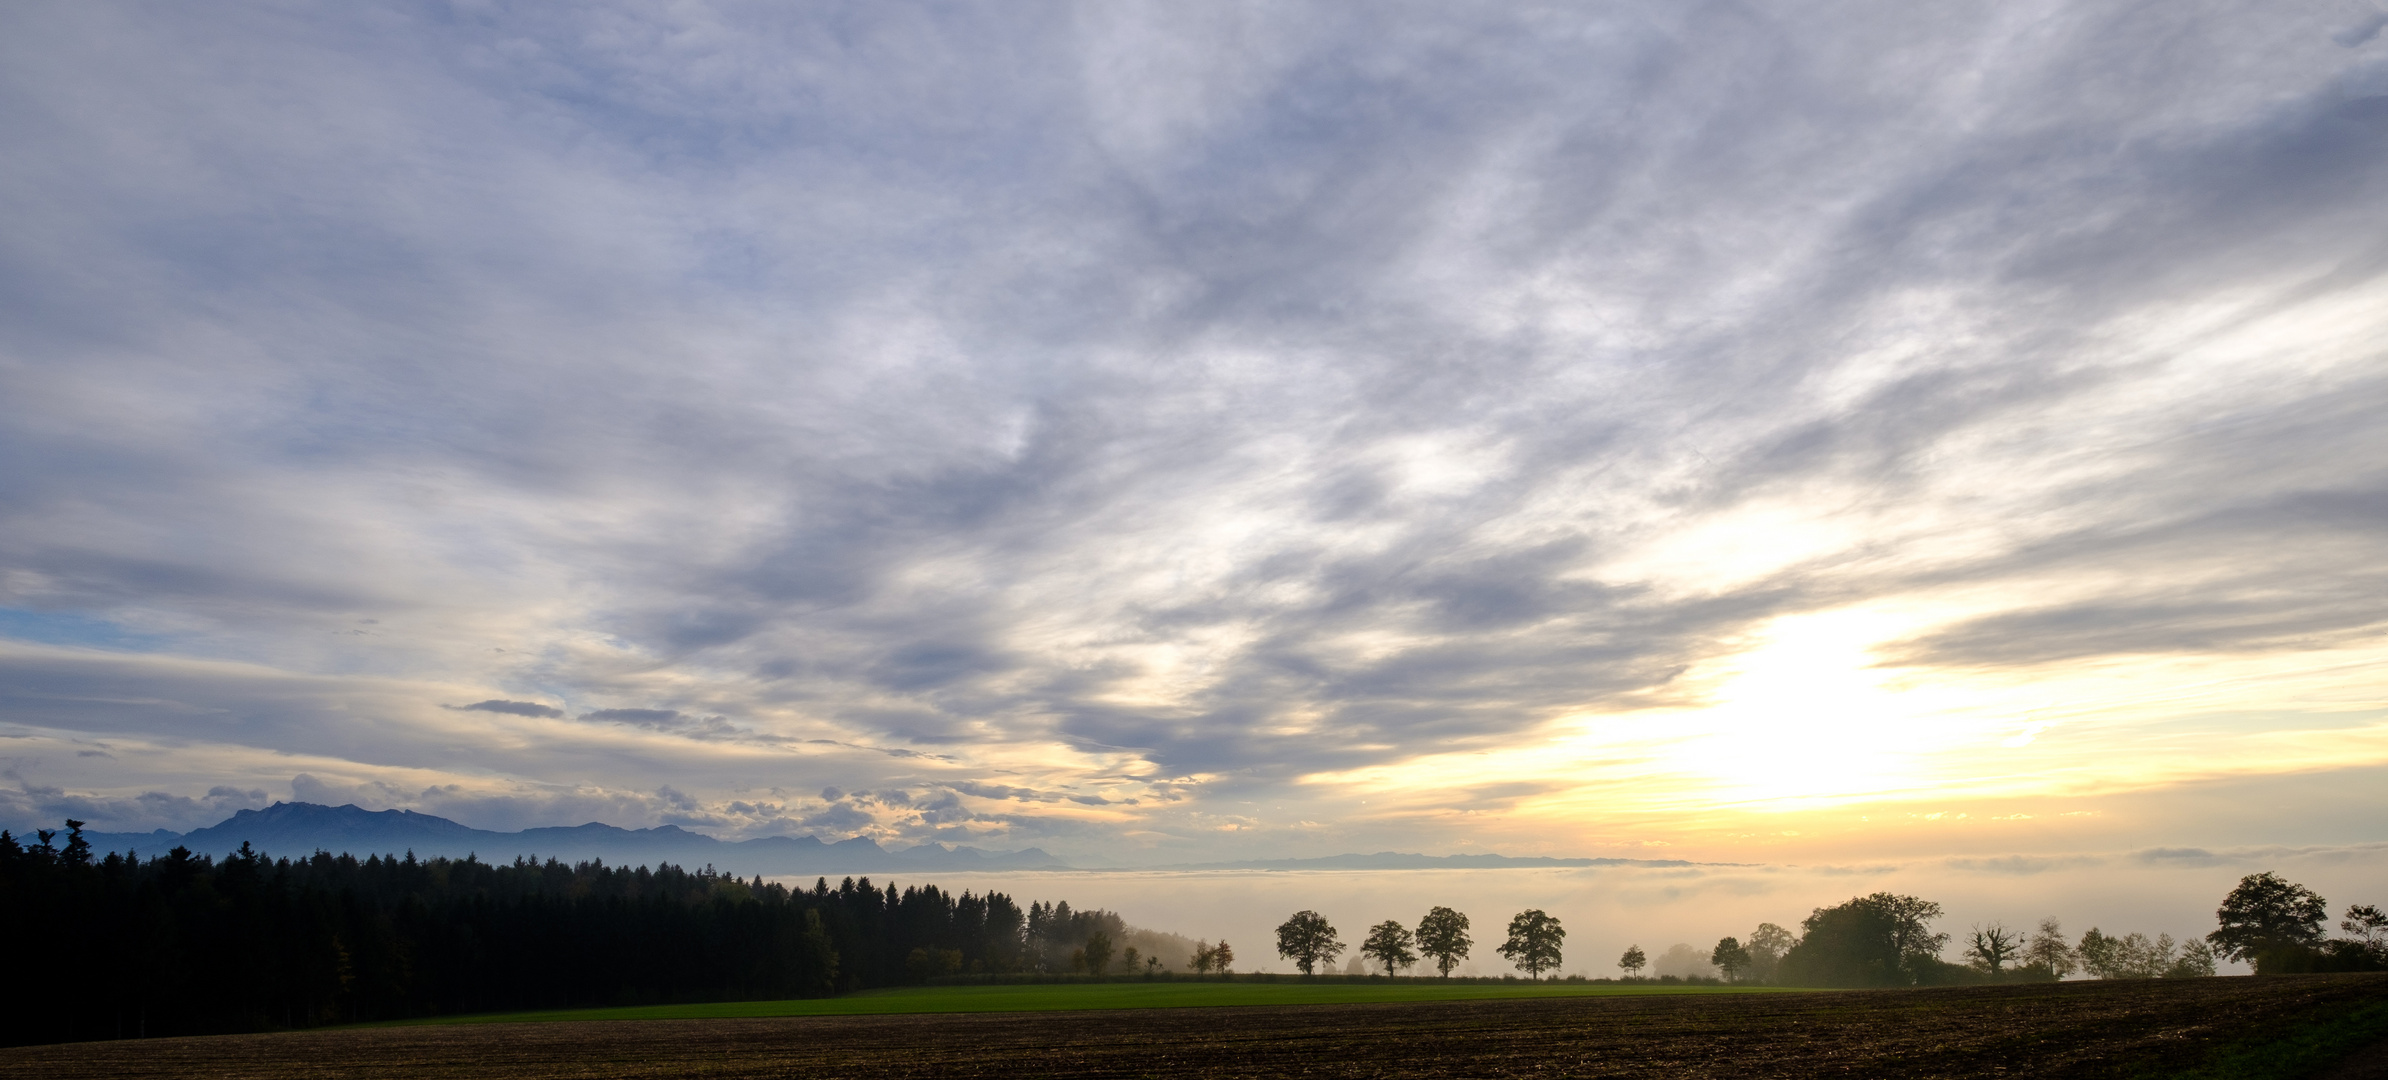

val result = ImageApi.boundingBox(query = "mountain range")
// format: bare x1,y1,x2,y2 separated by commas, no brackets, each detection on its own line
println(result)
52,802,1709,876
66,802,1067,877
1140,852,1708,871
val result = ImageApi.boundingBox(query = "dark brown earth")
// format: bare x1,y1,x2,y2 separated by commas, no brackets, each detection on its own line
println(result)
7,974,2384,1079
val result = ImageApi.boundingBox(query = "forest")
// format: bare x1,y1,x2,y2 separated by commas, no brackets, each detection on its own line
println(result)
0,822,1150,1045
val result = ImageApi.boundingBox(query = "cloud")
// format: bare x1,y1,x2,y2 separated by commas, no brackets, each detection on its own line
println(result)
2334,10,2388,48
799,802,879,833
2132,841,2388,868
449,700,565,719
1,1,2384,860
0,781,268,834
1943,855,2107,876
580,708,682,726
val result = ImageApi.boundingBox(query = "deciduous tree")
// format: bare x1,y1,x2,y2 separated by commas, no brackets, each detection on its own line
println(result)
1498,909,1564,980
1362,920,1417,976
2021,917,2076,980
1277,911,1343,976
2208,872,2328,972
2080,929,2209,979
1710,937,1751,982
1777,893,1948,987
1618,945,1647,978
1083,930,1114,976
1873,893,1949,961
1965,922,2021,978
1746,923,1794,983
2345,904,2388,959
1416,907,1472,978
2167,939,2218,978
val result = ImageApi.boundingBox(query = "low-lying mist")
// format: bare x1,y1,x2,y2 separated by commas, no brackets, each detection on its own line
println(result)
774,845,2386,978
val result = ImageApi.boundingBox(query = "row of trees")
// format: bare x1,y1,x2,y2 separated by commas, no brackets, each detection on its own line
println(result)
0,822,1143,1045
1269,873,2383,985
1623,873,2385,988
1272,907,1568,978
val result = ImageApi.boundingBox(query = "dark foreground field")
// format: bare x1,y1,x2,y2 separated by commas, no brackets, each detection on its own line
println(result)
7,974,2385,1079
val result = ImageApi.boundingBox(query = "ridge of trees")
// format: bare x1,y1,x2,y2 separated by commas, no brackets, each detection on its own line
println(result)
0,822,1144,1045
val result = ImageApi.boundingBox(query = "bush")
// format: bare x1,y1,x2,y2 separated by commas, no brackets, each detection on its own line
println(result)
2253,942,2388,974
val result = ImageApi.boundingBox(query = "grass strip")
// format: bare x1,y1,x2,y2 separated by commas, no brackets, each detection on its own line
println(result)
386,979,1788,1026
2157,997,2388,1080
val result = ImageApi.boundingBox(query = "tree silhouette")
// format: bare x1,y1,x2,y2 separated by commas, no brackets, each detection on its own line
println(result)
1778,893,1947,987
1498,909,1564,980
1873,893,1948,962
60,819,92,865
1710,937,1751,981
1415,906,1471,978
0,819,1182,1046
1746,923,1794,983
2021,917,2076,980
2209,872,2328,972
1618,945,1646,978
2346,904,2388,957
1275,911,1343,976
1966,922,2021,977
1361,920,1417,976
2080,928,2210,979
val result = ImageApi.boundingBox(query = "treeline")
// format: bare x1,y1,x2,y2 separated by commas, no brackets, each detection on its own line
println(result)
1256,873,2386,988
0,822,1139,1045
1674,873,2387,988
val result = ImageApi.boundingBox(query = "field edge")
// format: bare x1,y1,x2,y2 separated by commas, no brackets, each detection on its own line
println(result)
372,979,1791,1027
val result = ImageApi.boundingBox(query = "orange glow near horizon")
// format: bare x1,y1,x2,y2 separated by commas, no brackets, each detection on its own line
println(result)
1298,604,2388,858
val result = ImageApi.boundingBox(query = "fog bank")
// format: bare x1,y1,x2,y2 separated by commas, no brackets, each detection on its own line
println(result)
777,846,2387,978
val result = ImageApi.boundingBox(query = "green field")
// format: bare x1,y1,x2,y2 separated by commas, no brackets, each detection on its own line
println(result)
403,979,1787,1025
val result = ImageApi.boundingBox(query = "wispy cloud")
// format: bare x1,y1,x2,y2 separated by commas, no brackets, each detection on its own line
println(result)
450,700,564,719
1,2,2384,859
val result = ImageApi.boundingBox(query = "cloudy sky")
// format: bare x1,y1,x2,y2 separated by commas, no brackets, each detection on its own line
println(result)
4,0,2385,865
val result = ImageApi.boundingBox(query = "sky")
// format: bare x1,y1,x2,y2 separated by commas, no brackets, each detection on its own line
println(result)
4,0,2387,902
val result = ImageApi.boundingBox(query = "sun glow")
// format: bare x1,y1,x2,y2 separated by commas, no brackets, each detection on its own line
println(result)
1303,598,2388,857
1300,608,1982,818
1659,609,1956,804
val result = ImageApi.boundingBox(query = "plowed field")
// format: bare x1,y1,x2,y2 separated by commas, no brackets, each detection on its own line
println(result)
6,974,2384,1078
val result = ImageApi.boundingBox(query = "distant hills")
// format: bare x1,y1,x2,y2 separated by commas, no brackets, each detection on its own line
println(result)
72,802,1068,877
61,802,1704,877
1139,852,1708,871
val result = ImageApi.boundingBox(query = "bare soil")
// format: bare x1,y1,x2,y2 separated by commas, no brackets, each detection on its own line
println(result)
7,974,2383,1078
